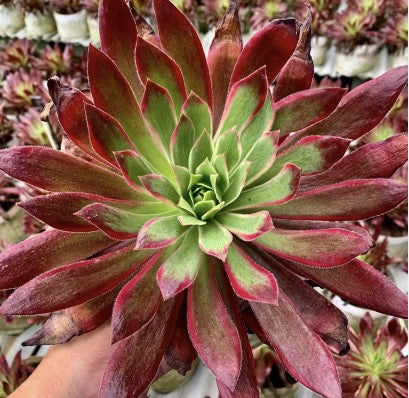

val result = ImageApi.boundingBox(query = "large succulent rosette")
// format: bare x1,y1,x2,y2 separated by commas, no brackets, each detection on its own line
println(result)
0,1,407,397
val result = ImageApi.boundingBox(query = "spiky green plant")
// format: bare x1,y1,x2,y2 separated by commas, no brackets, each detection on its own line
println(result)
336,313,408,398
0,1,407,397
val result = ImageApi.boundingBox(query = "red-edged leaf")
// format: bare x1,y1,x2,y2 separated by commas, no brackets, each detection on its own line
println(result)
136,215,185,249
218,66,268,136
47,78,101,163
23,284,122,346
157,228,203,300
292,66,408,140
76,203,166,240
224,242,278,304
273,12,313,102
111,251,163,343
136,36,187,113
214,264,259,398
170,114,196,168
207,2,242,128
141,80,177,152
268,179,407,221
88,45,173,179
114,150,153,188
272,88,346,137
133,12,161,47
164,303,197,375
217,211,273,241
300,134,408,191
250,249,348,354
0,146,146,200
153,0,212,106
139,174,180,204
0,230,114,289
85,103,134,166
187,257,242,390
284,258,408,318
254,227,371,267
98,0,144,99
251,295,342,398
182,93,212,137
198,221,233,261
0,246,156,315
100,296,182,398
230,19,298,86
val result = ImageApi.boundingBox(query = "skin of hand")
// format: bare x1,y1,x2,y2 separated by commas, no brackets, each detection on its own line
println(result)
9,323,112,398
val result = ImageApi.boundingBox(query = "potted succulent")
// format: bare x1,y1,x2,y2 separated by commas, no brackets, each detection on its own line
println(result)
80,0,100,45
16,0,57,39
295,0,340,66
0,1,407,397
49,0,89,42
0,0,25,36
382,13,408,69
329,1,383,76
0,39,35,75
335,313,408,397
250,0,289,32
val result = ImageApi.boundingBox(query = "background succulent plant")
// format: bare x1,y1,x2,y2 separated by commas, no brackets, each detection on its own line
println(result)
16,0,49,12
0,0,407,397
49,0,81,13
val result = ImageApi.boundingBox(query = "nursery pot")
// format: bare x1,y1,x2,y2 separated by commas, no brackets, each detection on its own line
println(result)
310,36,329,66
87,15,100,46
335,44,379,77
24,11,56,39
0,4,25,36
53,9,89,42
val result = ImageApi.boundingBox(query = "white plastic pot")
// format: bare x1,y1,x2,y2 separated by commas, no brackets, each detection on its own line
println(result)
335,44,379,77
384,234,408,260
24,11,56,39
53,9,89,42
389,48,408,69
87,15,100,46
311,36,329,66
0,4,25,36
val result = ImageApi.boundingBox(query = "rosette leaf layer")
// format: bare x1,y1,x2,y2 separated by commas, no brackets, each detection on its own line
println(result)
0,1,407,397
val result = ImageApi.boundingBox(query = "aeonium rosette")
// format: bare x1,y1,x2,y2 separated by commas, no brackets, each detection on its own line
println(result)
0,0,407,397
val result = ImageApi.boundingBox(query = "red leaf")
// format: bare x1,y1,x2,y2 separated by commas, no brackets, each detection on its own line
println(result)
285,258,408,318
230,19,298,86
153,0,212,106
100,296,182,398
187,257,241,390
273,12,313,101
207,2,242,128
98,0,144,99
251,293,342,397
0,230,114,289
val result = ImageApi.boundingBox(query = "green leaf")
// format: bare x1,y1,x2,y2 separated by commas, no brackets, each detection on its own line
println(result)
188,130,213,173
240,92,274,157
193,200,216,219
244,130,279,185
114,150,152,187
157,228,203,299
172,165,190,196
212,154,229,192
140,174,180,205
227,163,300,211
182,93,212,138
178,215,206,226
224,243,278,304
223,161,250,206
171,115,195,168
202,201,225,221
198,220,232,261
177,197,195,215
136,215,186,249
214,128,242,171
141,80,177,152
216,211,273,241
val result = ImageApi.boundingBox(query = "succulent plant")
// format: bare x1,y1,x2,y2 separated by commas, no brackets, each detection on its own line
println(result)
16,0,49,12
34,44,75,78
80,0,98,14
348,0,386,15
250,0,289,31
49,0,82,13
0,351,36,397
12,108,53,146
0,39,35,74
1,70,49,111
0,1,407,397
382,14,408,49
335,313,408,398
